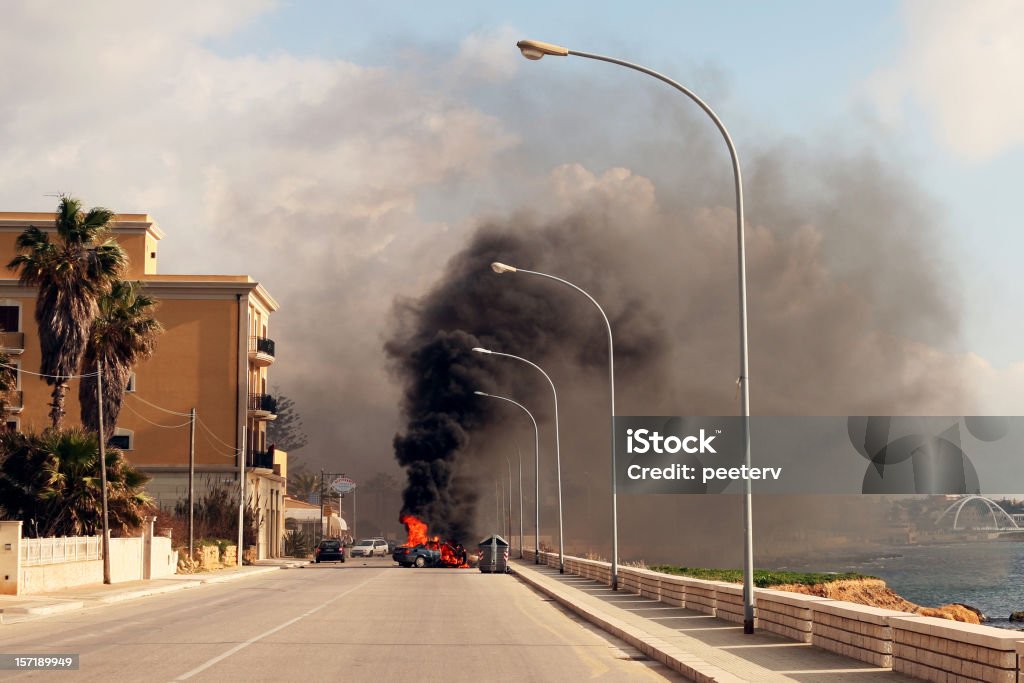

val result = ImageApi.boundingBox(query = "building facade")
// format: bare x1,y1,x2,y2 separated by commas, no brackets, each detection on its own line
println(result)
0,212,286,560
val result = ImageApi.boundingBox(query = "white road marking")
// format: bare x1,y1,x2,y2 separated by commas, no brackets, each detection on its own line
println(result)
172,574,379,681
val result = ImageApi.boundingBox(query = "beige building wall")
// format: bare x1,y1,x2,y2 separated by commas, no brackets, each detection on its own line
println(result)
0,212,284,559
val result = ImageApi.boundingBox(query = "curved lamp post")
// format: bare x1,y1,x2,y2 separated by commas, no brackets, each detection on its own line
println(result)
474,390,542,563
514,39,755,633
474,346,564,573
489,262,619,588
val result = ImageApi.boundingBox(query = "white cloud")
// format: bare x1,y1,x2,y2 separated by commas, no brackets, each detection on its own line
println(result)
867,0,1024,161
449,26,522,85
0,1,522,461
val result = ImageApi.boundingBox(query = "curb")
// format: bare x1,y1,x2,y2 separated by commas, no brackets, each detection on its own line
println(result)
197,566,281,584
511,565,744,683
0,565,287,624
96,581,201,603
1,600,85,617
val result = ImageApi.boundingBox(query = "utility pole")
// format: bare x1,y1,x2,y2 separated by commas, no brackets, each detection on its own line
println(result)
97,357,111,585
319,470,325,543
518,446,524,559
188,407,196,560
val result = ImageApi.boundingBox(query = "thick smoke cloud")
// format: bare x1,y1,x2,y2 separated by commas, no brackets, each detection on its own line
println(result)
386,221,669,541
386,146,972,558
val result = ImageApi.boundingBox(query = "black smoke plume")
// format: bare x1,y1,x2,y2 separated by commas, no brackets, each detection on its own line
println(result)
386,219,667,542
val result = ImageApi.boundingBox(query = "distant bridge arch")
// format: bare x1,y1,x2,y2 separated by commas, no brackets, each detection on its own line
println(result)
935,495,1019,530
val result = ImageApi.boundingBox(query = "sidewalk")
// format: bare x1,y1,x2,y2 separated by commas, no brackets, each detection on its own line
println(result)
0,559,307,624
511,561,917,683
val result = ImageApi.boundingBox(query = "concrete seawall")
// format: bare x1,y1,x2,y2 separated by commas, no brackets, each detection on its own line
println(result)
522,549,1024,682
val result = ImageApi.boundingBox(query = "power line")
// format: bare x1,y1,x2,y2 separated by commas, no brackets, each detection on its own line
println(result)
0,360,99,380
126,392,192,417
196,416,241,453
197,427,241,459
125,394,240,458
122,402,194,429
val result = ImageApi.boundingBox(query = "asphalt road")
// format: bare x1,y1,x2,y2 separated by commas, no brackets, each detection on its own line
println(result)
0,558,682,682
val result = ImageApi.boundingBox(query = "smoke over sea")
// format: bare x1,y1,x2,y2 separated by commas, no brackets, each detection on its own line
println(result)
386,147,972,553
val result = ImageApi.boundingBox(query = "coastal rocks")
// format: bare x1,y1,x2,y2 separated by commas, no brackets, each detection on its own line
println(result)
951,603,987,622
1009,610,1024,622
774,578,984,624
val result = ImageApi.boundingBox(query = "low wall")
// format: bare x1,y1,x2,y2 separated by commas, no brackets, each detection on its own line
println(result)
21,560,103,594
150,537,176,579
812,600,907,668
756,589,830,643
514,552,1024,681
682,577,717,616
11,519,177,595
891,615,1020,683
110,537,145,583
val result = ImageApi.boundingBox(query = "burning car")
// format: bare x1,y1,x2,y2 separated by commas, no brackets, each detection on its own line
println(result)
392,543,440,568
393,515,471,568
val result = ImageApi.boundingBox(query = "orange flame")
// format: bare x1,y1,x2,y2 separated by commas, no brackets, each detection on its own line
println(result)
399,514,469,568
401,514,428,547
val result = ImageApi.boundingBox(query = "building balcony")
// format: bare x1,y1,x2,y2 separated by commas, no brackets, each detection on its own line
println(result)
247,393,278,421
1,331,24,355
2,390,23,414
247,449,274,470
248,336,276,367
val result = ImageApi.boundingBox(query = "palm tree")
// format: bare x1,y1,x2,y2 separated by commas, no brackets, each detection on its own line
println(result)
6,196,127,429
79,281,162,437
288,470,319,502
0,349,14,414
0,428,152,537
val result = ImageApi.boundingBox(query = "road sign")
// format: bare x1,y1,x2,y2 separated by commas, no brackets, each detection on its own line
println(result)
330,476,357,495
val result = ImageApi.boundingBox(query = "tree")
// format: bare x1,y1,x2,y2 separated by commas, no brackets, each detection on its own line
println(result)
6,196,127,429
79,280,162,437
266,393,308,453
0,428,152,537
288,470,319,501
0,349,14,414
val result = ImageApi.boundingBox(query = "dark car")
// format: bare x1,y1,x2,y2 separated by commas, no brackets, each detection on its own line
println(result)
392,543,440,568
315,539,345,563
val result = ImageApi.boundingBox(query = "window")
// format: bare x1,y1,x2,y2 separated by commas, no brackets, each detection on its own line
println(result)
4,419,18,432
126,372,136,392
109,428,134,450
0,305,19,333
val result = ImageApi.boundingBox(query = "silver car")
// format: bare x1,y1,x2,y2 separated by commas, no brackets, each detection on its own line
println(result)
350,538,389,557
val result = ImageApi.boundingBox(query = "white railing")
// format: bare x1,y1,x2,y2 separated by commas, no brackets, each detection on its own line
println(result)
20,535,102,566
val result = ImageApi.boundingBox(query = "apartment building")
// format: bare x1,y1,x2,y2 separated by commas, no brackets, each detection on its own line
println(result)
0,212,286,560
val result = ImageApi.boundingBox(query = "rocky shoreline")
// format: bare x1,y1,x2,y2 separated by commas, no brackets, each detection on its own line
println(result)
773,578,987,624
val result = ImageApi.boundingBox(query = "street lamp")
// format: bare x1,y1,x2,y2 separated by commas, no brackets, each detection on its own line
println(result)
474,346,565,573
505,455,514,548
515,38,756,633
489,262,619,588
516,443,524,558
474,390,542,563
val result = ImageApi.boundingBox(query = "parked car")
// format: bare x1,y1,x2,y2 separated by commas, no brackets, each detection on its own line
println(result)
393,543,441,568
314,539,345,563
350,538,389,557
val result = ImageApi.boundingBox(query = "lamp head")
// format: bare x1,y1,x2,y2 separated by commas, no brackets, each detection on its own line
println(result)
517,39,569,61
471,347,492,354
491,261,517,274
474,390,489,397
